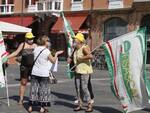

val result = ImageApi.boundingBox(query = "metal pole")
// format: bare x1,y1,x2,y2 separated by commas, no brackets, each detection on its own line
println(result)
3,64,10,107
5,69,10,107
21,0,24,25
89,0,94,50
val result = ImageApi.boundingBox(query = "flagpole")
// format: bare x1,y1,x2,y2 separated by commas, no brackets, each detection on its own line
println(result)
0,31,10,106
4,64,10,107
69,43,103,71
89,0,94,50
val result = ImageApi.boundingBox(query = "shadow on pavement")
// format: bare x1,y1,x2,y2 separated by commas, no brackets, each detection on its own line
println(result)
9,95,29,103
23,102,42,113
93,106,122,113
53,100,74,109
51,91,75,101
22,102,29,112
9,96,44,112
143,108,150,112
51,91,75,109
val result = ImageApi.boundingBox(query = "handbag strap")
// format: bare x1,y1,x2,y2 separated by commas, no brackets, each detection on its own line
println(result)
32,48,47,66
20,42,25,55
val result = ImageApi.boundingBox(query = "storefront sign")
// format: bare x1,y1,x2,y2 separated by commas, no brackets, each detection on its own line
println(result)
27,5,36,12
71,3,83,11
108,0,123,9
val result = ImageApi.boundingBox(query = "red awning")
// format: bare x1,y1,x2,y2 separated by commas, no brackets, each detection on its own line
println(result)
51,14,88,33
0,16,33,27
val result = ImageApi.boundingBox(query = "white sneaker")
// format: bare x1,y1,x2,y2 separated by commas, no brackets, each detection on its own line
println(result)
74,99,94,104
74,99,79,104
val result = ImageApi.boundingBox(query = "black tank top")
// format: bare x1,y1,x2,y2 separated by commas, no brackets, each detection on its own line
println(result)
21,49,34,66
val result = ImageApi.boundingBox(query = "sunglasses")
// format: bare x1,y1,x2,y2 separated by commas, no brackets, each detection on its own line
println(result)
27,38,34,40
46,40,50,42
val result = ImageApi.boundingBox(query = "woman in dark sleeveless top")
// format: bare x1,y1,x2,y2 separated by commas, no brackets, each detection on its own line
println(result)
20,48,34,78
7,32,37,105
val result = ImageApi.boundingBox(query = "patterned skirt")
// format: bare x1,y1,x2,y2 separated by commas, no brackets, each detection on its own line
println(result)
29,75,51,107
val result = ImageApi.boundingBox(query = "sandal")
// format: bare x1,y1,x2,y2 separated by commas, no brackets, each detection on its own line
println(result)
28,106,32,113
74,106,83,111
39,107,46,113
85,103,93,112
43,107,49,112
85,107,93,112
18,100,23,105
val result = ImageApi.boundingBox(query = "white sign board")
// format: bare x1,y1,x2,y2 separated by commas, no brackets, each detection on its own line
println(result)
108,1,123,9
71,3,83,11
27,5,37,12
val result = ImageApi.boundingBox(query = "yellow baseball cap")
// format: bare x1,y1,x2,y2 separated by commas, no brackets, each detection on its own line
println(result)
74,32,85,43
25,32,35,39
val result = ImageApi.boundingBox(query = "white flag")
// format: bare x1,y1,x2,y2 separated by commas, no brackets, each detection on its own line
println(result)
0,57,5,87
0,31,8,87
103,28,150,113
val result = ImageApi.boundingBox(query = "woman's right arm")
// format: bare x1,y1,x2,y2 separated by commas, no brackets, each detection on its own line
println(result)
7,43,24,59
48,51,63,64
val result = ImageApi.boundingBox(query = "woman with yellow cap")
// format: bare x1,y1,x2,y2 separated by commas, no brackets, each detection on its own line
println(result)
7,32,37,105
68,32,94,112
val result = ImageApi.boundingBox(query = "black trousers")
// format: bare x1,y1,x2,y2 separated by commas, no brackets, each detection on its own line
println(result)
88,75,94,99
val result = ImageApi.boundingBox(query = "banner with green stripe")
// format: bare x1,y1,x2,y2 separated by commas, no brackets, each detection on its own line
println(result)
61,12,75,79
103,28,150,113
0,31,8,87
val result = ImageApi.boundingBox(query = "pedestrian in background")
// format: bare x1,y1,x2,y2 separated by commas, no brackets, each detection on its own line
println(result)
7,32,37,105
68,32,94,112
28,35,63,113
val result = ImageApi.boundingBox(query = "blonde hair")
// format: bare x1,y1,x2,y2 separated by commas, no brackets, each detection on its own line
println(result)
37,35,49,46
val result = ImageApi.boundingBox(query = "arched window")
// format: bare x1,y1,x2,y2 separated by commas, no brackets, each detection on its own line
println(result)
140,15,150,41
141,15,150,64
104,17,127,41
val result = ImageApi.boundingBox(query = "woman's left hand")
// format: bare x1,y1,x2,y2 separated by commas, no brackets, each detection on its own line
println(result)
56,51,64,56
77,56,83,62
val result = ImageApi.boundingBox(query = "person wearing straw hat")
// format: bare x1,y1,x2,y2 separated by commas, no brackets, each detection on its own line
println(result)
68,32,94,112
7,32,37,105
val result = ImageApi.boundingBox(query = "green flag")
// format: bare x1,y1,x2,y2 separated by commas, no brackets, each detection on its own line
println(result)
61,12,75,79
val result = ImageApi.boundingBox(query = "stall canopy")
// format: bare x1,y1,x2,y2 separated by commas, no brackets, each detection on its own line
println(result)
0,16,33,27
51,13,88,33
0,21,31,34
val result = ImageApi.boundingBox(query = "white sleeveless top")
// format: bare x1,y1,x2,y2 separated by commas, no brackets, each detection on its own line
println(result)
31,46,51,77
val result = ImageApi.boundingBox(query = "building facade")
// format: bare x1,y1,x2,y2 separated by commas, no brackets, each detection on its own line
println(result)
0,0,63,14
58,0,150,63
89,0,150,63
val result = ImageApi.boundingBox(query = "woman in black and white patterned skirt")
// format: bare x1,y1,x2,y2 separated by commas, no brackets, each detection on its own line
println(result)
28,35,63,113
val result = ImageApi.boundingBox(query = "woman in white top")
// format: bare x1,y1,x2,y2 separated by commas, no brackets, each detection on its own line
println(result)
28,35,63,113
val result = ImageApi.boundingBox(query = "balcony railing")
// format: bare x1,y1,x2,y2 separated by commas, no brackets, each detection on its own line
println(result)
28,0,63,13
0,4,14,14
